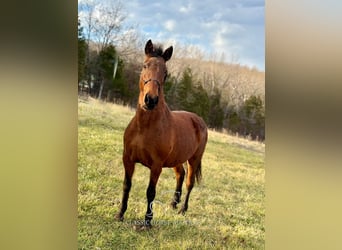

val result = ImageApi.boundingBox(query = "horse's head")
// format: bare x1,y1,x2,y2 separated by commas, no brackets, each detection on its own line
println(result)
139,39,173,111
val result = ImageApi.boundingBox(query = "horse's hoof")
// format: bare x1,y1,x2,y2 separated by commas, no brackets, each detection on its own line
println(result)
178,207,187,215
170,201,178,209
115,213,124,221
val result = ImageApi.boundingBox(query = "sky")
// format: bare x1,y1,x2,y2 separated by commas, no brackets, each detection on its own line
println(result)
79,0,265,71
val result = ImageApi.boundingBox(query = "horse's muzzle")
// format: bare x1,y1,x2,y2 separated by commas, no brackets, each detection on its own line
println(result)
144,94,159,110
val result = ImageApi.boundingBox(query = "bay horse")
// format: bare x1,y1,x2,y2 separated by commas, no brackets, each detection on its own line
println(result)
116,39,208,228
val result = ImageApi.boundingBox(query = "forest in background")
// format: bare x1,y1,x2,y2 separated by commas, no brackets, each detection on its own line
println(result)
78,1,265,140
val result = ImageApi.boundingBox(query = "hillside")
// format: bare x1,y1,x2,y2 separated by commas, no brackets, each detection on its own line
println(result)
78,97,265,249
122,45,265,103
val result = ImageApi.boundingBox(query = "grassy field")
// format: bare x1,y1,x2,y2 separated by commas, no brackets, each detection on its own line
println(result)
78,97,265,249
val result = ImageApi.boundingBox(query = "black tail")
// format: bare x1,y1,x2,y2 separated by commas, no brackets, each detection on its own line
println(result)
195,161,202,184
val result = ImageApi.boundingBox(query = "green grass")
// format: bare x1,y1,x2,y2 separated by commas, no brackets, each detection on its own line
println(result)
78,97,265,249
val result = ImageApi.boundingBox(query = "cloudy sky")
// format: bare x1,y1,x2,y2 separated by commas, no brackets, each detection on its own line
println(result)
79,0,265,71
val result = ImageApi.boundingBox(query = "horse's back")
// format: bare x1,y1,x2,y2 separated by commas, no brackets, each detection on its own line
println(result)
172,110,207,132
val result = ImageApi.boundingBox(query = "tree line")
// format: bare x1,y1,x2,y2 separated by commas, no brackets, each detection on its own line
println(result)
78,11,265,141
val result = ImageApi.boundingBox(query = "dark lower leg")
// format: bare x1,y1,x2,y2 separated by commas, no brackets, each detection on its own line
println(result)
179,184,193,214
144,168,161,226
116,169,133,221
179,165,195,215
171,164,185,208
145,183,156,226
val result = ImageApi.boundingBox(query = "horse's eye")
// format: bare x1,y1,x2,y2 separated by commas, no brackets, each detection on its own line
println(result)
143,64,147,69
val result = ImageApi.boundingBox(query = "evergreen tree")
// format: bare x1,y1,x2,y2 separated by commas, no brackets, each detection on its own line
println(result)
98,45,116,80
240,95,265,140
172,67,210,121
226,105,241,134
174,67,193,111
190,84,210,122
208,88,224,129
163,74,177,109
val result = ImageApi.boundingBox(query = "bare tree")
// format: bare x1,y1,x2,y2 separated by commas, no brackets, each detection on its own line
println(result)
79,0,127,51
92,1,126,51
116,28,145,61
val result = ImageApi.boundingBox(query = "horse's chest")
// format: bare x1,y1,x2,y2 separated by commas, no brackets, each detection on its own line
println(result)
127,130,171,166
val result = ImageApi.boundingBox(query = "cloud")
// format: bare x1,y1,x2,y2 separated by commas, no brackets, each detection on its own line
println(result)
83,0,265,70
164,20,176,31
179,3,192,13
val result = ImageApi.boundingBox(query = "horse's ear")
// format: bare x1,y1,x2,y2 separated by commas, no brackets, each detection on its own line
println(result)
162,46,173,61
145,39,154,56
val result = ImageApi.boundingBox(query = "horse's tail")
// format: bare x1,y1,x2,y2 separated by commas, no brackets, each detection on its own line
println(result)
195,161,202,184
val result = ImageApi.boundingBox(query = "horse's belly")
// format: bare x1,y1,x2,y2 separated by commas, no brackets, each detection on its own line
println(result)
163,146,195,168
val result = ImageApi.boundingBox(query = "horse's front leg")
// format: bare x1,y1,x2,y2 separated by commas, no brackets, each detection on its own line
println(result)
144,167,162,228
116,156,135,221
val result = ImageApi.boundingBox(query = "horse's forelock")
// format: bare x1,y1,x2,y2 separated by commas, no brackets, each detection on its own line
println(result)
147,45,164,58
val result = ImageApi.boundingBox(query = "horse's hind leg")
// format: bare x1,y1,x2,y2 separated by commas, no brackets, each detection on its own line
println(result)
178,160,198,215
171,164,185,209
116,156,135,221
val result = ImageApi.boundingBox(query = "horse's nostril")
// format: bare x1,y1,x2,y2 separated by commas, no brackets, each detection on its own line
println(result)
144,94,150,104
154,96,159,105
144,94,158,110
